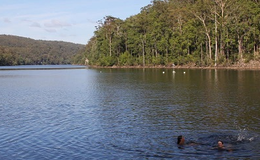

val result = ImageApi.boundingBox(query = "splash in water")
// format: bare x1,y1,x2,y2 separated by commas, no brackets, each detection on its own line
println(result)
237,128,248,141
236,126,257,142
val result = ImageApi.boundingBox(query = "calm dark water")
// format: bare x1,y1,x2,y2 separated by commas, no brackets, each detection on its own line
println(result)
0,66,260,159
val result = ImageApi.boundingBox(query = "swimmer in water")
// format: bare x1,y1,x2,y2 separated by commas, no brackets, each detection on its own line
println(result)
177,135,199,146
216,140,232,152
218,141,224,148
177,135,185,145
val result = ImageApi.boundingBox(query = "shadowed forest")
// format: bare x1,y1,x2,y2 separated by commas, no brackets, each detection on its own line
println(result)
0,35,84,66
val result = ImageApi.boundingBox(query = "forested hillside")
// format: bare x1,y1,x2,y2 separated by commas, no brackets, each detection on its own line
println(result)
76,0,260,67
0,35,84,66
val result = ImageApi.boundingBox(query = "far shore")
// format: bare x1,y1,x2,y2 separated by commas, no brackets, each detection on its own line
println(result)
88,60,260,70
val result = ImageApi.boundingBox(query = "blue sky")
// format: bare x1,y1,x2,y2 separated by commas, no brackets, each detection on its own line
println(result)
0,0,152,44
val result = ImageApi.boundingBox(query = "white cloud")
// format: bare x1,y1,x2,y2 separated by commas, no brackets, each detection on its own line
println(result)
4,18,11,23
30,22,41,28
44,19,71,28
45,28,57,33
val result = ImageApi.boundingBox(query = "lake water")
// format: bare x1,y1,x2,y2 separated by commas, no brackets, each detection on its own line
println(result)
0,66,260,159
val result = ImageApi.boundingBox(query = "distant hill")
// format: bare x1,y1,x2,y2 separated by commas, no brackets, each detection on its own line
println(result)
0,35,84,66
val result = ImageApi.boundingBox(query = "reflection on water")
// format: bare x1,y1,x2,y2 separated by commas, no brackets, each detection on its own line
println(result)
0,67,260,159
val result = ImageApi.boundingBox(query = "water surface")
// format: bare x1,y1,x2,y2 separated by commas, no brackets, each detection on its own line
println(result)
0,66,260,159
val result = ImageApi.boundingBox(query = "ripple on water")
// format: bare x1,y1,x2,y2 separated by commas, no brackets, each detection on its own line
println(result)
1,68,260,159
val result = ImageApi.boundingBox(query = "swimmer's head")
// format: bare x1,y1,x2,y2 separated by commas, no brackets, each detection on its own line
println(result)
218,141,224,148
177,135,185,145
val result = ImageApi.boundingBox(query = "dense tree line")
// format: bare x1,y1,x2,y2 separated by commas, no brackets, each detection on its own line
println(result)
0,35,84,66
76,0,260,67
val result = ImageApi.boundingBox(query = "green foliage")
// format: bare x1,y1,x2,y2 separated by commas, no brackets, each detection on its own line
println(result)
0,35,84,66
98,55,116,66
0,47,17,66
74,0,260,67
119,51,134,66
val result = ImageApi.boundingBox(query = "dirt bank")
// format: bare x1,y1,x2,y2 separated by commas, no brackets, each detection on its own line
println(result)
88,60,260,70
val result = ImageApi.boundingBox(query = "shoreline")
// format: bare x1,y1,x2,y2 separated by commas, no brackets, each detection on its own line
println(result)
88,60,260,70
88,65,260,70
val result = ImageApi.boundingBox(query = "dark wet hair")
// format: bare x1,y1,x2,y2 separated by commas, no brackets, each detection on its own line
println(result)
218,140,223,144
177,135,183,144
